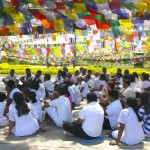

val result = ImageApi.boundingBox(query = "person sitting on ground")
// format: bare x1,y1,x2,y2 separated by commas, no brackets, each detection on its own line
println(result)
21,87,31,103
114,73,123,88
77,76,90,99
109,98,145,146
103,90,123,130
87,69,95,79
27,91,43,123
2,69,19,86
98,74,107,97
43,74,54,98
138,92,150,138
5,92,39,136
34,70,43,82
102,67,110,80
119,79,136,100
43,85,73,127
93,72,101,91
66,72,74,83
53,70,63,90
0,92,8,127
140,73,150,93
20,68,34,86
81,68,87,79
63,92,104,140
63,66,68,73
132,72,139,83
71,70,80,84
84,75,94,91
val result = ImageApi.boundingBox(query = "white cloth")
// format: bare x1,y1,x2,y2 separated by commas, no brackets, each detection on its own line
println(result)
47,95,73,127
112,107,145,145
0,102,8,126
68,86,77,103
99,80,107,94
105,100,123,129
122,86,136,99
93,77,101,90
3,74,18,82
55,76,64,85
43,80,54,96
29,102,43,123
72,85,82,105
141,81,150,93
9,88,21,100
78,81,90,98
79,102,104,137
87,79,94,89
9,103,39,136
38,83,46,99
21,74,34,81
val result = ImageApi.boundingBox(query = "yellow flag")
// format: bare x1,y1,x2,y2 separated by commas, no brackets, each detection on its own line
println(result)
52,34,57,41
74,3,86,13
11,13,25,23
65,13,77,20
94,0,106,3
3,6,16,14
86,40,90,46
53,20,64,32
9,25,20,34
134,3,148,12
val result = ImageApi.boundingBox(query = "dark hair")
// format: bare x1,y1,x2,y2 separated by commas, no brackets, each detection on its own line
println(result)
87,92,97,102
100,74,107,82
56,85,66,95
117,68,122,73
26,68,30,72
129,74,135,83
0,92,7,102
139,93,150,115
64,79,73,86
10,69,15,72
29,91,37,103
126,98,142,122
124,79,131,86
7,80,16,89
132,72,139,79
85,75,91,79
124,69,129,75
13,92,30,117
108,90,118,100
123,75,130,80
31,79,40,90
87,69,92,73
142,73,149,81
44,74,51,80
107,81,115,90
21,87,30,95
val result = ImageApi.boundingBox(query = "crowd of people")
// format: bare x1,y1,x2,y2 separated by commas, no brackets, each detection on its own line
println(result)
0,66,150,146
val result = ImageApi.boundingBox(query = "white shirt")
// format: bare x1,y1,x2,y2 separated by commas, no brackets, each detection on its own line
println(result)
122,86,136,99
99,80,107,94
9,88,21,100
29,101,43,123
21,74,34,81
79,102,104,137
93,77,101,90
9,103,39,136
4,74,18,82
55,76,64,85
38,83,46,99
112,107,145,145
78,81,90,98
141,80,150,93
87,79,94,89
68,86,77,103
49,95,73,123
0,102,6,118
43,80,54,95
105,100,123,129
72,85,81,105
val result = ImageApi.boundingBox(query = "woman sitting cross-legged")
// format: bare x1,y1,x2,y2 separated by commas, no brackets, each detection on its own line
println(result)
109,98,145,146
5,92,39,136
63,92,104,140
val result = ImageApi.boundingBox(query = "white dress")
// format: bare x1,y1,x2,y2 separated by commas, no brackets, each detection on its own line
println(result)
9,103,39,136
112,107,145,145
0,102,8,126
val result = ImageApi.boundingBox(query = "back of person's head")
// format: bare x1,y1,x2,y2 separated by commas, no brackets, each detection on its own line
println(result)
139,92,150,115
107,81,115,91
117,68,122,74
13,92,30,117
56,85,66,96
87,92,97,103
64,79,73,86
0,92,7,102
108,90,119,100
124,79,131,86
129,74,135,83
44,74,51,80
100,74,107,82
126,97,142,122
31,79,40,90
124,69,129,75
29,91,37,103
143,73,149,81
87,69,92,75
7,80,16,89
132,72,139,79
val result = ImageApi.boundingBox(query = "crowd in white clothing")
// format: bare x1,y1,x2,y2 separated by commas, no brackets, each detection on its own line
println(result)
0,67,150,146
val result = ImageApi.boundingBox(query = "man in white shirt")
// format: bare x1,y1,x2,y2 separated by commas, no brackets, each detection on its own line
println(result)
84,75,94,91
43,74,54,97
103,90,123,130
77,76,90,98
44,85,73,127
2,69,19,86
119,79,136,99
63,92,104,140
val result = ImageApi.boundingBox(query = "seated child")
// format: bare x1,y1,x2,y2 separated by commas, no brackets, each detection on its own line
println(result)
109,98,145,145
0,92,8,127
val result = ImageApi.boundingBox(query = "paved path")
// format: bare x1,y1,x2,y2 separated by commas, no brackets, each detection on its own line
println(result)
0,76,150,150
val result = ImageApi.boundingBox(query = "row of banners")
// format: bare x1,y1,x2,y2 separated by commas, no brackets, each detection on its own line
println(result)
0,0,150,37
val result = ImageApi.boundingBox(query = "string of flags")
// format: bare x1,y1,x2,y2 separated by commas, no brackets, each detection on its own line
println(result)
0,0,149,38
